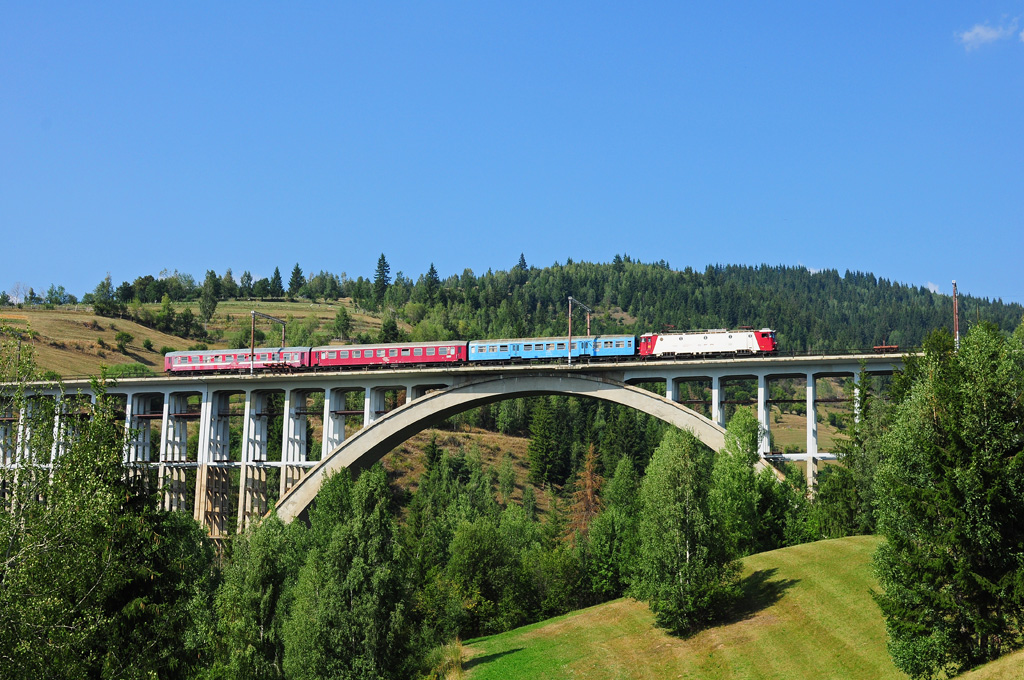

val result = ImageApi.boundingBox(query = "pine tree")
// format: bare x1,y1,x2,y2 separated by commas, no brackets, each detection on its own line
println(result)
378,315,400,343
567,445,603,543
527,398,558,485
373,254,391,308
288,263,304,298
269,267,284,297
873,324,1024,678
424,263,440,304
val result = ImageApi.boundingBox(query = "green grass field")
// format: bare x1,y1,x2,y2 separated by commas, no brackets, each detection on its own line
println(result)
462,536,1022,679
463,535,903,680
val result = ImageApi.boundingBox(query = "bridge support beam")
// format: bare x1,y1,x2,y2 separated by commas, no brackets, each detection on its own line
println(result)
196,391,233,537
159,393,191,513
363,387,386,426
757,374,770,456
239,390,270,531
711,375,723,426
322,388,347,458
281,389,309,498
806,373,818,458
125,394,154,467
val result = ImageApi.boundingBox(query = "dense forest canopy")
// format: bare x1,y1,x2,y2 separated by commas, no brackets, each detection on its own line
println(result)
33,257,1023,353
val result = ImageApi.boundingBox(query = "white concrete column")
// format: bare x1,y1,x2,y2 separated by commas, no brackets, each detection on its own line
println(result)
197,391,233,537
281,389,308,497
242,391,268,464
238,390,269,531
196,391,214,468
282,389,307,465
363,387,385,426
125,394,153,464
209,393,232,463
322,388,346,458
757,374,770,456
194,390,215,523
711,375,723,426
806,373,818,457
159,393,190,463
159,393,190,513
665,377,678,403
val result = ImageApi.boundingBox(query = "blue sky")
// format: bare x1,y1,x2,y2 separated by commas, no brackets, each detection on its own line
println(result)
3,3,1023,304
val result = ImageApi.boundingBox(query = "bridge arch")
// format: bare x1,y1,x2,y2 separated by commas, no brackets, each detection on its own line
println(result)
275,372,728,522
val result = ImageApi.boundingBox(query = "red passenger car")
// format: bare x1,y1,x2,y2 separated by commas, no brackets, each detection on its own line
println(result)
311,341,469,369
164,347,312,373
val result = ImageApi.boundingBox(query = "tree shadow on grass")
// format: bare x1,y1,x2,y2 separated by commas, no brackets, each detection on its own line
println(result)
722,568,800,624
463,648,524,671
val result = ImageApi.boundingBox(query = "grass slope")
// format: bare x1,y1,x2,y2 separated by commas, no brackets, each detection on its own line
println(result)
463,535,906,680
956,649,1024,679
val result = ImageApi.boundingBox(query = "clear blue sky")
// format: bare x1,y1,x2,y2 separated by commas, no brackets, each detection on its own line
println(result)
3,3,1023,304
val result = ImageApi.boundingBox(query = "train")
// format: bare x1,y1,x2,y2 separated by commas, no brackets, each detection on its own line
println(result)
163,328,778,374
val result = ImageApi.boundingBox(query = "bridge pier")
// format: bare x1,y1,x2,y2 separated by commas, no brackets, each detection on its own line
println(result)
239,390,270,531
196,391,234,537
711,375,723,426
757,374,770,456
159,393,192,513
322,388,347,458
281,388,310,499
806,373,818,456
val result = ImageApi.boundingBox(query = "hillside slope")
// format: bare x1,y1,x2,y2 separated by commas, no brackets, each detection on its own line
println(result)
463,535,904,680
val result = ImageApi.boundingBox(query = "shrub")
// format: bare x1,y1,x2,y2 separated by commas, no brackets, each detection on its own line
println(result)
104,363,154,378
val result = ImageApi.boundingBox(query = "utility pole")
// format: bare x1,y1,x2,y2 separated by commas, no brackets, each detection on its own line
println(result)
952,280,960,351
567,296,593,366
250,311,287,375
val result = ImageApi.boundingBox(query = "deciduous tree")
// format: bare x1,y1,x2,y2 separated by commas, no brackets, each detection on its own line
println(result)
637,428,739,636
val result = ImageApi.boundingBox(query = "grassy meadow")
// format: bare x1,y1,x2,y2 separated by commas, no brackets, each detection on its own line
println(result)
461,535,1022,680
462,535,904,680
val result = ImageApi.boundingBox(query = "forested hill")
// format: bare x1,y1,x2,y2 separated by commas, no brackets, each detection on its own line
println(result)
69,257,1023,353
354,259,1023,353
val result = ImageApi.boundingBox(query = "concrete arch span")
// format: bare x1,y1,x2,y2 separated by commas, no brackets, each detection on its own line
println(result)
275,372,728,523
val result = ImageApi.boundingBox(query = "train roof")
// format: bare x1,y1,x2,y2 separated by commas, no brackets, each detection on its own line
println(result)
640,328,773,337
165,346,312,357
469,334,634,345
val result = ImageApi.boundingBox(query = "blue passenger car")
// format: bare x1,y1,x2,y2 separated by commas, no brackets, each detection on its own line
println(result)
469,334,636,363
591,334,636,359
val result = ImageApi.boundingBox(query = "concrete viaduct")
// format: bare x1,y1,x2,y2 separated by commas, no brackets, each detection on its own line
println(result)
1,353,901,536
